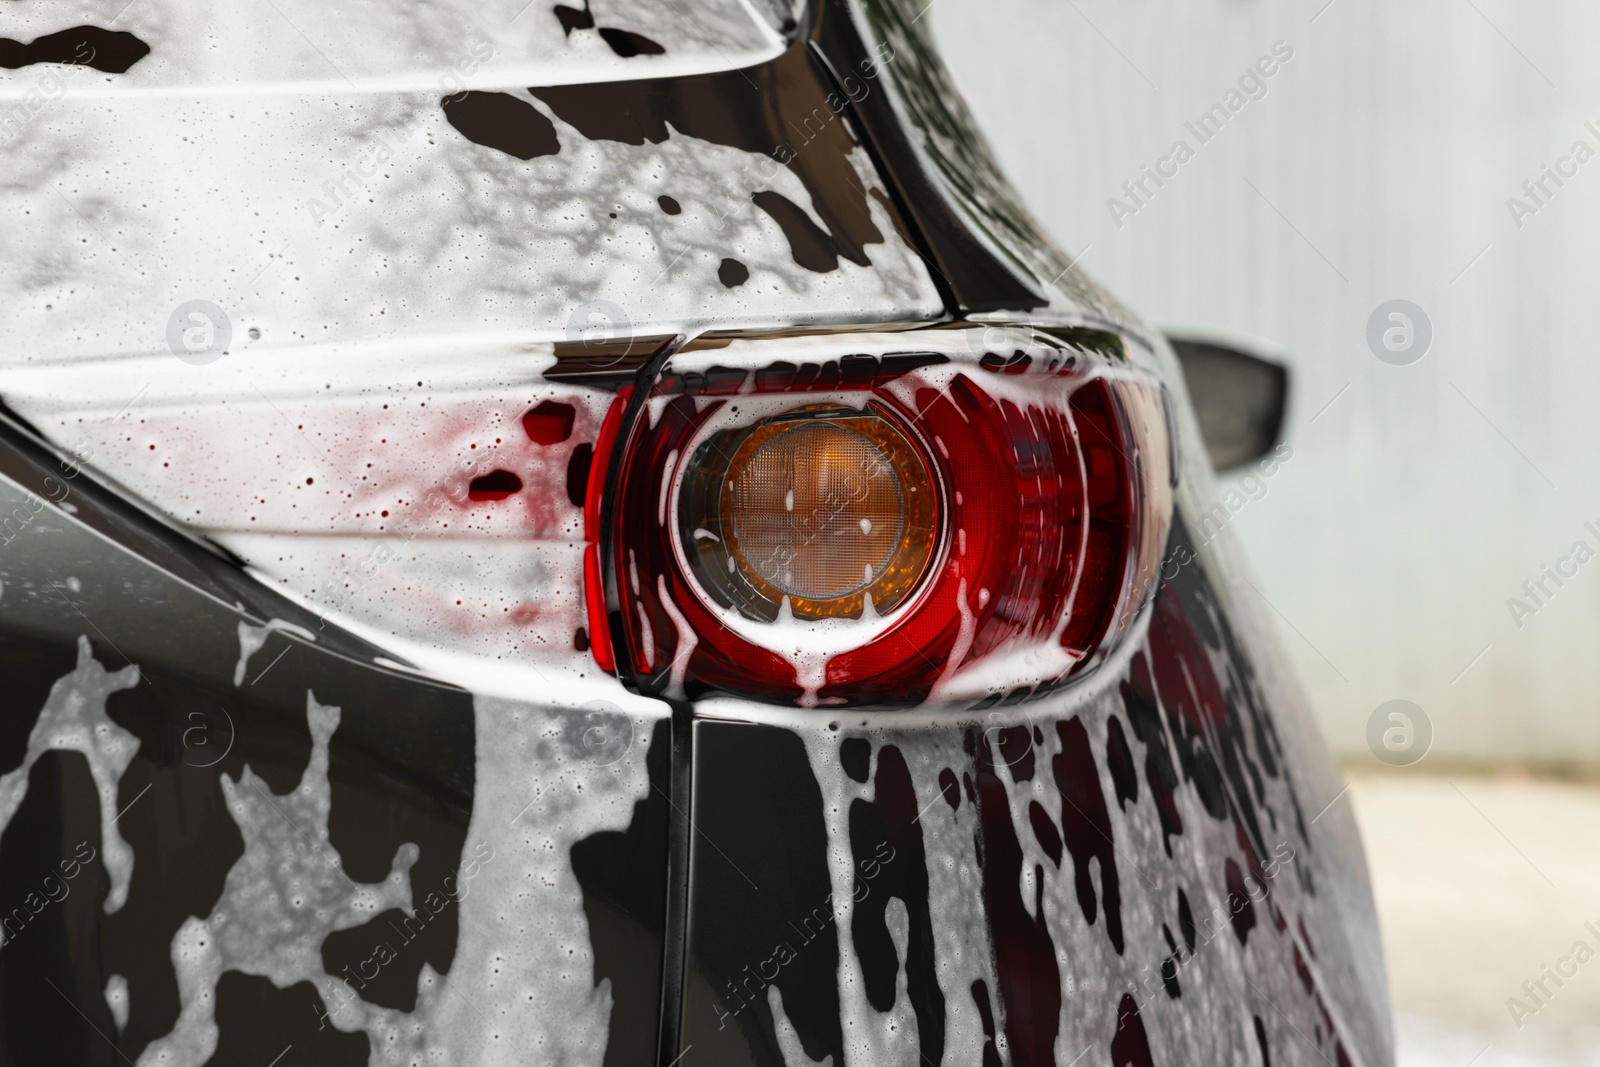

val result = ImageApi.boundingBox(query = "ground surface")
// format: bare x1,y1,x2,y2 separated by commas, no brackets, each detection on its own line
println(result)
1350,772,1600,1066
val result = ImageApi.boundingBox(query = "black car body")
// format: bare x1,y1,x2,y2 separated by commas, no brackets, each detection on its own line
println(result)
0,0,1390,1063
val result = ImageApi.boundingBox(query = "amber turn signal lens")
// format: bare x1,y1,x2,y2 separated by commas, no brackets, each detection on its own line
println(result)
679,405,940,621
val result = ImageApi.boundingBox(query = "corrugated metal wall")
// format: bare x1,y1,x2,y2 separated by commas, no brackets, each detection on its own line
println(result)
932,0,1600,766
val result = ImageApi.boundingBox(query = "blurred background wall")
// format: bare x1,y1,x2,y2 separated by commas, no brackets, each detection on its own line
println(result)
928,0,1600,769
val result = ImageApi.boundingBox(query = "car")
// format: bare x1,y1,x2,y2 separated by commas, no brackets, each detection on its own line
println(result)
0,0,1391,1063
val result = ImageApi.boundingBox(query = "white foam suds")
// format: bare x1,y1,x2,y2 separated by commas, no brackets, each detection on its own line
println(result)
792,725,996,1067
861,592,881,622
233,618,318,687
637,604,656,670
430,693,661,1066
0,636,141,914
142,688,662,1066
647,394,675,432
930,579,976,698
868,897,923,1066
657,576,698,700
659,449,680,526
768,985,834,1067
931,637,1083,704
142,692,422,1065
105,975,129,1034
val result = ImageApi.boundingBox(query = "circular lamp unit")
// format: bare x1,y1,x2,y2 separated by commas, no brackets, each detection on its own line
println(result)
678,405,940,621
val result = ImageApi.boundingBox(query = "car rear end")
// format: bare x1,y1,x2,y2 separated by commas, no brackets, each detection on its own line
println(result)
0,0,1391,1063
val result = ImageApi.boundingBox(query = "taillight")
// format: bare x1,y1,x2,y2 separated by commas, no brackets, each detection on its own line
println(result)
678,402,941,622
590,331,1172,708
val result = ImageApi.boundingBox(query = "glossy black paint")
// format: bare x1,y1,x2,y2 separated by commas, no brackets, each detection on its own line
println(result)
0,751,115,1067
0,565,475,1061
572,719,672,1067
679,721,841,1067
846,744,944,1067
807,0,1044,313
0,27,150,73
441,91,561,160
206,973,369,1066
970,723,1061,1067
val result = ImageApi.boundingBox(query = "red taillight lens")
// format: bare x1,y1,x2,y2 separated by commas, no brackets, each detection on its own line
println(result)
591,335,1171,707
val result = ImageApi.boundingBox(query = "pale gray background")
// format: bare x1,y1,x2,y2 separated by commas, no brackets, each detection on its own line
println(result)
930,0,1600,770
